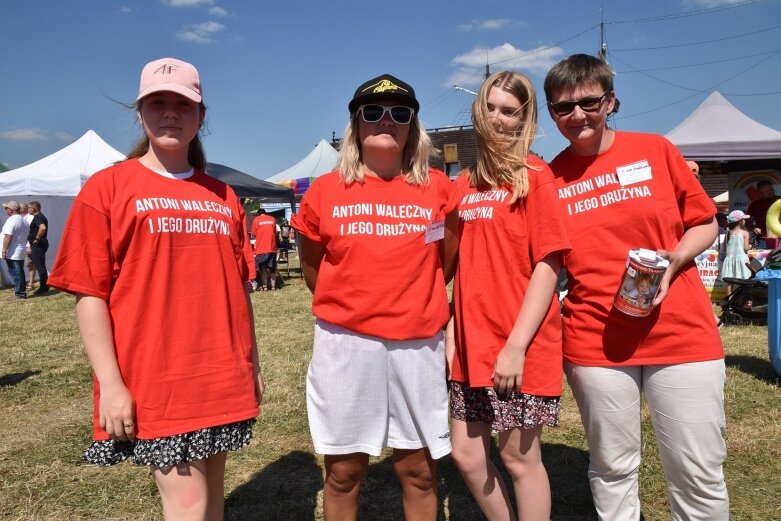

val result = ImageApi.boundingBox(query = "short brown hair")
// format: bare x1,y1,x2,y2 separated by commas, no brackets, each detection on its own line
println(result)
544,54,614,102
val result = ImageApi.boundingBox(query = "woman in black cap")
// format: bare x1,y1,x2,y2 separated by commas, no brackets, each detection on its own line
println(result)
292,74,457,520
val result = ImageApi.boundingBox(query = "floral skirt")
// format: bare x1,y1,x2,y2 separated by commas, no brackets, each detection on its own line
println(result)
83,419,255,467
450,381,560,432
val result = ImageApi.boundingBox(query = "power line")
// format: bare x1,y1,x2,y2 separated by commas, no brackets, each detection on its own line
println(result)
613,48,781,72
611,23,781,51
606,0,766,24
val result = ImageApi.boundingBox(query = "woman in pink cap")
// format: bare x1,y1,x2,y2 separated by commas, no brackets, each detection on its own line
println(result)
721,210,752,293
49,58,263,520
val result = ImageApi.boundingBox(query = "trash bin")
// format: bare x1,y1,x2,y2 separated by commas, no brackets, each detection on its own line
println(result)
754,268,781,377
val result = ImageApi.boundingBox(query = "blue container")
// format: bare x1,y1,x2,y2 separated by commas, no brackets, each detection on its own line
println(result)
754,269,781,376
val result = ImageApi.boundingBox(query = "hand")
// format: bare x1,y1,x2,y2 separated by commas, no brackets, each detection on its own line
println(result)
255,371,265,405
492,344,526,396
652,249,683,307
98,381,136,442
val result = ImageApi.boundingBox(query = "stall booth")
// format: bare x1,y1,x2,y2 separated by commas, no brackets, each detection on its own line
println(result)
666,91,781,302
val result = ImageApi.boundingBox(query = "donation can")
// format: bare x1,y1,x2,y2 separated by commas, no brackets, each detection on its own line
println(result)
614,248,669,317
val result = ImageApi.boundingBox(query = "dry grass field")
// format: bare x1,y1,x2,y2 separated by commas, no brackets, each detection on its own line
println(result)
1,262,780,520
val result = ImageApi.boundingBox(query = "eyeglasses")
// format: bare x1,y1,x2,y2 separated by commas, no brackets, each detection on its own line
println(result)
359,104,415,125
548,91,610,116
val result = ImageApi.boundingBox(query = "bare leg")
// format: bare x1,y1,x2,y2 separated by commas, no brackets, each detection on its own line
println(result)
498,426,550,521
450,419,515,521
152,452,227,521
393,448,437,521
323,453,369,521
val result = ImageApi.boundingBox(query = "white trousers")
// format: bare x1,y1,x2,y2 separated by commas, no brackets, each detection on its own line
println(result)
565,359,729,521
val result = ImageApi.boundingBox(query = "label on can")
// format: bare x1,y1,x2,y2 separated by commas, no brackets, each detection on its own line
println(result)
614,248,669,317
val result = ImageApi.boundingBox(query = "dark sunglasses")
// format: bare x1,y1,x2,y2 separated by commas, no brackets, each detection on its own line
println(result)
549,91,611,116
359,104,415,125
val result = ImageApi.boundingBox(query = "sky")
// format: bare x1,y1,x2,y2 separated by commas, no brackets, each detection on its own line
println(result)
2,0,780,179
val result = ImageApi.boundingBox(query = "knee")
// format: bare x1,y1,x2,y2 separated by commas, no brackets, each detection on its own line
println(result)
326,461,367,494
499,448,541,482
450,444,486,477
394,454,436,493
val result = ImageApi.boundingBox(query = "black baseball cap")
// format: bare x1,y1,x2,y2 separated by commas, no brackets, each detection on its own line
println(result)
348,74,419,113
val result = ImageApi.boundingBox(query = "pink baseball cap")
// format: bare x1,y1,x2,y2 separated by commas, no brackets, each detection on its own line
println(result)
137,58,202,103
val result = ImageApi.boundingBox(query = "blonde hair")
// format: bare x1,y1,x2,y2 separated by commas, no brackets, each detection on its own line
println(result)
470,71,540,203
336,111,435,186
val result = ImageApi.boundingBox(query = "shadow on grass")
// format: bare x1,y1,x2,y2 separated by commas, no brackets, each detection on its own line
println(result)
226,442,594,520
725,354,781,386
225,450,324,521
0,369,41,387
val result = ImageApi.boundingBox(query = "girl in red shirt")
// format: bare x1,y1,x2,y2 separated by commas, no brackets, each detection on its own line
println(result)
49,58,263,520
447,71,571,521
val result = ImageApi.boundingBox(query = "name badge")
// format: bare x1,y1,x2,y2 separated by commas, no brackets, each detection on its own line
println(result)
616,160,652,186
425,219,445,244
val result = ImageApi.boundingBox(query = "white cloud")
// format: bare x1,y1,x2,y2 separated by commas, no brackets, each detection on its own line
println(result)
176,21,225,43
458,19,513,32
0,128,49,142
163,0,214,6
119,6,132,13
448,43,564,86
54,131,74,141
209,6,228,16
478,19,511,30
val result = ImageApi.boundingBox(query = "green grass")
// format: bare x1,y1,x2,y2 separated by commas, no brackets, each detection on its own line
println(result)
1,265,780,520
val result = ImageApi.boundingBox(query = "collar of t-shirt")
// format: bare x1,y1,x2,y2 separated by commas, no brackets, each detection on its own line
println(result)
151,168,195,179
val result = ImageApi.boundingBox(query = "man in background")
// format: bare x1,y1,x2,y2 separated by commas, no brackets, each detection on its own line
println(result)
686,160,700,181
27,201,49,294
19,202,36,291
251,208,279,291
747,180,780,239
2,201,30,299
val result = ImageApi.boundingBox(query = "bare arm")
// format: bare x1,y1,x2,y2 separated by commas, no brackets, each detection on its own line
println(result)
653,217,718,306
299,235,326,294
2,234,10,257
439,210,459,284
493,252,562,395
444,316,455,380
75,294,135,441
743,230,751,252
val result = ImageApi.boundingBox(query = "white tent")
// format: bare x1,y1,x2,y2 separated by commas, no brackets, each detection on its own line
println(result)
0,130,125,286
666,91,781,160
266,139,339,183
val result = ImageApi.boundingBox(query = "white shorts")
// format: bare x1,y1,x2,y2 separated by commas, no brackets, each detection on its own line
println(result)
306,319,451,459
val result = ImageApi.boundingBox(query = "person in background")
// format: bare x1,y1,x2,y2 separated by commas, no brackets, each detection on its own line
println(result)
20,202,36,292
48,57,262,521
747,179,779,239
720,210,752,294
686,160,700,181
26,201,49,294
544,53,728,521
251,208,279,290
447,71,570,521
2,200,30,299
292,73,458,521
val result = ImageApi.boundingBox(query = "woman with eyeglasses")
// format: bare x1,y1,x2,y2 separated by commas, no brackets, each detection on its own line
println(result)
291,73,457,521
446,71,570,521
544,54,728,520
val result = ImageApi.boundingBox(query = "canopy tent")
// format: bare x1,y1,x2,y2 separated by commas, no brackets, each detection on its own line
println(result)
0,130,125,286
265,139,339,195
205,162,293,202
666,91,781,160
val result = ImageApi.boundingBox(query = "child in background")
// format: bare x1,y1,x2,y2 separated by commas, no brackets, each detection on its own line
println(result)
721,210,752,294
48,57,263,521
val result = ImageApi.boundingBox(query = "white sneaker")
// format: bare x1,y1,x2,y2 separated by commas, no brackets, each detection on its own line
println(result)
251,280,258,291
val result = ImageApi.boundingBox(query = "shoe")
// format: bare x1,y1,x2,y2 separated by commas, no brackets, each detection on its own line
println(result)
34,286,49,295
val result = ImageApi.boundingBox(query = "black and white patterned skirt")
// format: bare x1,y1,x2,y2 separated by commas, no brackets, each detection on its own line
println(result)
83,419,255,468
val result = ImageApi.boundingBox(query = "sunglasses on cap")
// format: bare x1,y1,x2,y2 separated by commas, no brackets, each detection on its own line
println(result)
359,104,415,125
549,91,611,117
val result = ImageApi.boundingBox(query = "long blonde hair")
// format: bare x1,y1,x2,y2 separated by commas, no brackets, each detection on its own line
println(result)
337,111,435,186
470,71,539,203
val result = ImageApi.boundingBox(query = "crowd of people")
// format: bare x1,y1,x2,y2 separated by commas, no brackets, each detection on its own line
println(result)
15,54,732,521
2,199,49,299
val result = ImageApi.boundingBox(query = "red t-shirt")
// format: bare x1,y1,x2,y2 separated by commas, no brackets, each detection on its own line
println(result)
48,159,258,439
291,169,452,340
449,157,571,394
251,214,278,254
549,132,724,366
